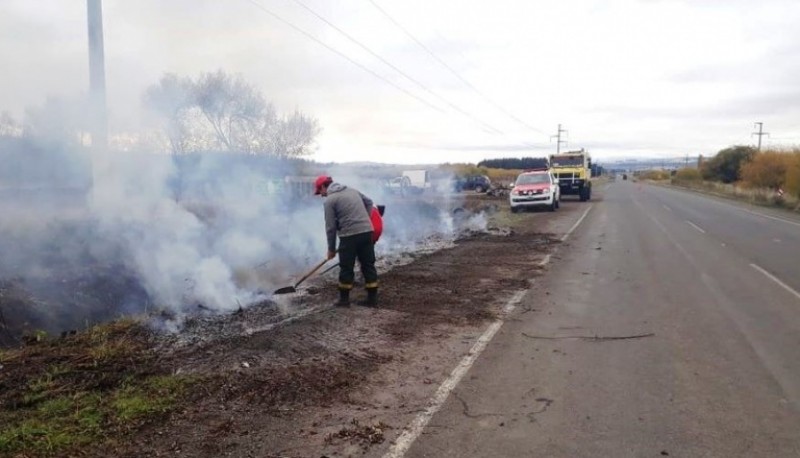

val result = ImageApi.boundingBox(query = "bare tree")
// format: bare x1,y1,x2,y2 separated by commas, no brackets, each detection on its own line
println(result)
142,70,319,156
238,103,278,154
193,70,267,152
143,74,195,154
272,110,321,157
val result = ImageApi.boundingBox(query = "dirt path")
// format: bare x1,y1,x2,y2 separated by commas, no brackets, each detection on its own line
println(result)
106,197,584,457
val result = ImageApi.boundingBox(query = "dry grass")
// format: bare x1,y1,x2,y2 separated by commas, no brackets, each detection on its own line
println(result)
438,164,523,184
638,170,671,181
670,179,800,212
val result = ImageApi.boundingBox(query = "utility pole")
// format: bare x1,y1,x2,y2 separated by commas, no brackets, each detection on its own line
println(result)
752,122,769,151
550,124,568,154
87,0,108,184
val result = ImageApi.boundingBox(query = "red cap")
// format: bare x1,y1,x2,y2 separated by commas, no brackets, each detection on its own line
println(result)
314,175,332,195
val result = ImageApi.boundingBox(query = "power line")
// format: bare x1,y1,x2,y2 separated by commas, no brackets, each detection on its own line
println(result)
287,0,504,135
244,0,446,116
366,0,547,136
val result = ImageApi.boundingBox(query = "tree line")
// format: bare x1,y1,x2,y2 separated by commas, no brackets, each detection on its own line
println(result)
680,145,800,199
477,157,549,169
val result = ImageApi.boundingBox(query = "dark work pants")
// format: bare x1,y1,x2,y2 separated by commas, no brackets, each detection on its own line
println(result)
338,232,378,290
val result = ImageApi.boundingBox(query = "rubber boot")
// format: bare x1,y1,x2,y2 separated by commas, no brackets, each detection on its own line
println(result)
358,288,378,307
334,288,351,307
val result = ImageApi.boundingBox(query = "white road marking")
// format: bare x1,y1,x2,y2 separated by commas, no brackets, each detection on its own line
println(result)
662,204,672,212
750,264,800,302
561,204,594,242
665,185,800,228
386,203,594,457
383,290,527,458
739,208,800,228
538,254,551,267
685,220,706,234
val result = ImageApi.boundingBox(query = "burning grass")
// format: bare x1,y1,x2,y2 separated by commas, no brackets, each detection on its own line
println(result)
0,194,549,456
0,319,196,457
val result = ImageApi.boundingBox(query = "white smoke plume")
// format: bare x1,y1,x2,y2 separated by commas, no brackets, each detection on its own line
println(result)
0,105,472,341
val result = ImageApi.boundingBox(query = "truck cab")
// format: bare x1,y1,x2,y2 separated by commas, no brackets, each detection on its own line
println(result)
549,149,592,201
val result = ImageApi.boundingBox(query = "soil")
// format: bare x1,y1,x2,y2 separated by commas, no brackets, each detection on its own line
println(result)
1,194,565,457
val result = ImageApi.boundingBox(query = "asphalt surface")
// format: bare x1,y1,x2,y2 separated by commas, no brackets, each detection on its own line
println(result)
402,180,800,457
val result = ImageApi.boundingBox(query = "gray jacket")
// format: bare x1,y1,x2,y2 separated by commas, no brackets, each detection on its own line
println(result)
324,183,374,251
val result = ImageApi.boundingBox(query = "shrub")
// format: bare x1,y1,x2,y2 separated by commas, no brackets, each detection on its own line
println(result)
639,170,670,181
740,151,791,190
674,168,701,181
784,150,800,199
701,145,756,183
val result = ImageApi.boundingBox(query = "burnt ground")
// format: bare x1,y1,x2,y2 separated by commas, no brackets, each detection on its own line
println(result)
0,193,580,458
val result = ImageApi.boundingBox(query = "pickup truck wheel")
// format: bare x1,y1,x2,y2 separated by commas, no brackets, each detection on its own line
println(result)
511,206,519,214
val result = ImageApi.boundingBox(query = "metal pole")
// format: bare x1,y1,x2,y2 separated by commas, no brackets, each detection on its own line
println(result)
557,124,561,154
756,122,763,150
87,0,108,181
551,124,567,154
752,122,768,151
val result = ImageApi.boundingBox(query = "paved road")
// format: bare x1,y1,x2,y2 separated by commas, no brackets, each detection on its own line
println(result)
402,181,800,457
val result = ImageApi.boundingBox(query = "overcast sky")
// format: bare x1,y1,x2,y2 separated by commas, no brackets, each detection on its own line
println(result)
1,0,799,163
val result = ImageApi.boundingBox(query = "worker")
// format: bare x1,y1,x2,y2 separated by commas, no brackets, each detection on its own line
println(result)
314,175,379,307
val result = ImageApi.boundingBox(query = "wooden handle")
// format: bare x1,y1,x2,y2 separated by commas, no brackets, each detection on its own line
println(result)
293,258,330,288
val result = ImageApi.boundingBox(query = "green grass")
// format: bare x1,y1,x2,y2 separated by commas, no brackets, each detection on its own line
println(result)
0,397,100,455
0,319,198,457
0,375,192,456
113,375,189,422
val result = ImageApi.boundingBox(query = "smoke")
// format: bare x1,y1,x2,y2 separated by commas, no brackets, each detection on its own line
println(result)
89,152,331,312
0,107,476,342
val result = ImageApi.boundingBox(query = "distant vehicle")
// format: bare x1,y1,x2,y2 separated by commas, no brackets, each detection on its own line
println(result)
509,168,560,213
456,175,492,193
384,170,429,196
384,176,412,195
403,170,430,192
623,174,628,180
550,149,592,201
